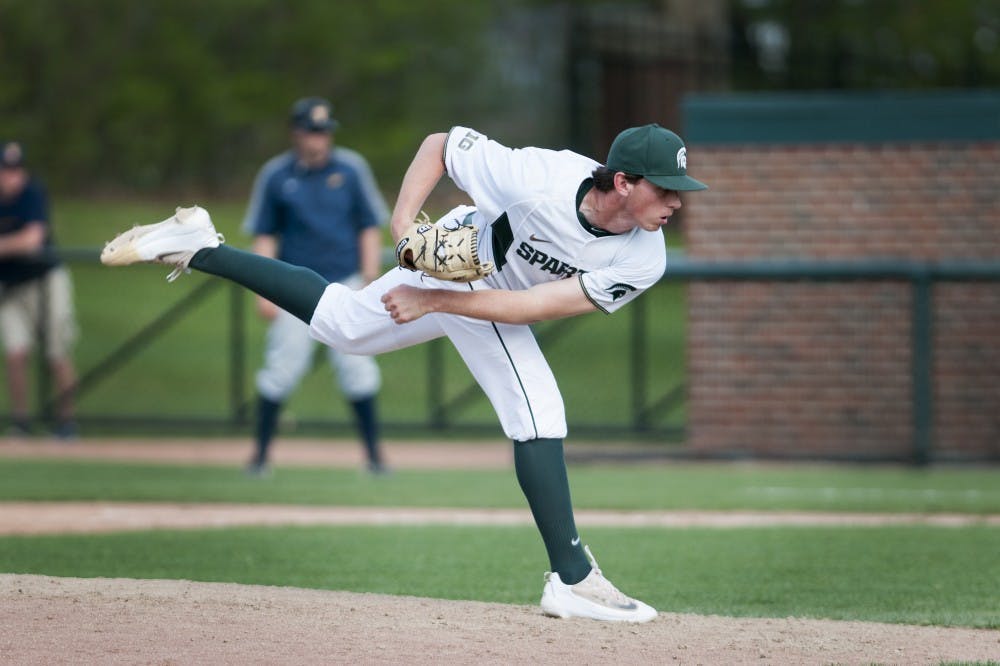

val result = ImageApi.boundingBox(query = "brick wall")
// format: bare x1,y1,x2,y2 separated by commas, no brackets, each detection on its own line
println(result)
683,139,1000,460
934,283,1000,458
686,143,1000,261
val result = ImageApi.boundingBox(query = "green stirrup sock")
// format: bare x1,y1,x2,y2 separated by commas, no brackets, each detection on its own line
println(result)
513,438,592,585
189,245,328,324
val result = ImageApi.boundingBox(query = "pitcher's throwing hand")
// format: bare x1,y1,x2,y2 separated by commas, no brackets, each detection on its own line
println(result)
381,284,430,323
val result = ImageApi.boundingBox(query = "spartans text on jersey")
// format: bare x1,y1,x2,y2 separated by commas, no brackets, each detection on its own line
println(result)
515,241,587,278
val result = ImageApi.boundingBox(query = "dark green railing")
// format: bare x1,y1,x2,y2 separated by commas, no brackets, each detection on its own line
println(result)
662,258,1000,465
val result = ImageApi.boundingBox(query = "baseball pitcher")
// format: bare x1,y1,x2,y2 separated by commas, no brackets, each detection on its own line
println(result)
100,123,707,623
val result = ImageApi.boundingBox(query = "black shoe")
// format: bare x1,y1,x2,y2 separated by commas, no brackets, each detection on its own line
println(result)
54,421,78,441
7,419,31,437
245,460,272,478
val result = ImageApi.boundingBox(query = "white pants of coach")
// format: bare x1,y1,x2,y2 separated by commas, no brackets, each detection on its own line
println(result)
256,274,381,403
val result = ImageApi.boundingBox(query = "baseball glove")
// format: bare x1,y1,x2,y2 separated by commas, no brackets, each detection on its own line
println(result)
395,212,494,282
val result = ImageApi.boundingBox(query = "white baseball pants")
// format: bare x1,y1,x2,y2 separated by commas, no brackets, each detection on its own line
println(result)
308,268,567,442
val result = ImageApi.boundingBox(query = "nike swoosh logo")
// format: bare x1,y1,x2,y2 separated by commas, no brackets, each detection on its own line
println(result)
529,234,551,243
571,536,580,546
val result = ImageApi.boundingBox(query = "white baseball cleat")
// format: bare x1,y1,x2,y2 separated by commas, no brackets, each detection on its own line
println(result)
100,205,224,281
539,546,657,623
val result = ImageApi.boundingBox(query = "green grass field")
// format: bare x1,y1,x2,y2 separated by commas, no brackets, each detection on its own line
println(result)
1,458,998,512
0,457,997,628
3,524,998,628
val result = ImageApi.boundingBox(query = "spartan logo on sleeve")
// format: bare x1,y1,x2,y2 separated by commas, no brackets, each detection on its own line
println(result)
607,283,637,301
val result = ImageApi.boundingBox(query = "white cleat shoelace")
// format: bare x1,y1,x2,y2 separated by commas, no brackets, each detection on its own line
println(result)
569,545,640,610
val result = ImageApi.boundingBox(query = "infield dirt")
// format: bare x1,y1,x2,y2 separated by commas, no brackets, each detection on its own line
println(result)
0,437,997,664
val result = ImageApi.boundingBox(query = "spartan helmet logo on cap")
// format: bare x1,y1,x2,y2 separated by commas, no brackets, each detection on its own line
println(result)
676,147,687,170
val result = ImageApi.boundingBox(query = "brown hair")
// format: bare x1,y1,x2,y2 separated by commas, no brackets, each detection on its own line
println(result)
590,166,641,192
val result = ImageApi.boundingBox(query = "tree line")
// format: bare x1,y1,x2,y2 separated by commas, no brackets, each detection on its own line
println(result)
2,0,996,195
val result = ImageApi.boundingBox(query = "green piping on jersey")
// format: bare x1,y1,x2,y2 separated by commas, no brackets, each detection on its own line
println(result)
575,178,615,314
579,274,611,315
491,212,514,271
575,179,617,238
443,126,458,162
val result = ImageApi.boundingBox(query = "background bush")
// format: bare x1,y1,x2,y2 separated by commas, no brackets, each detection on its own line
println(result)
2,0,998,196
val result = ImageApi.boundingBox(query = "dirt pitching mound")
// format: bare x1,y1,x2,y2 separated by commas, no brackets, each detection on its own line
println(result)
2,574,997,665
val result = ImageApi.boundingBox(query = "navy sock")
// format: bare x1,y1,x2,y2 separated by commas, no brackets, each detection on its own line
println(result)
190,245,328,324
254,395,282,465
513,438,591,584
349,395,382,465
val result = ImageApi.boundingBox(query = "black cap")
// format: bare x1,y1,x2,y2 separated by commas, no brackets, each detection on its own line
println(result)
0,141,25,169
289,97,339,133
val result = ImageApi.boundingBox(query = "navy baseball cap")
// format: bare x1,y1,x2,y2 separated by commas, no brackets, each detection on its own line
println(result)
606,124,707,191
289,97,339,133
0,141,25,169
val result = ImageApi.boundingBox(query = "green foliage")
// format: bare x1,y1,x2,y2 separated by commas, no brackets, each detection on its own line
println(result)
732,0,1000,90
0,0,502,194
3,1,998,194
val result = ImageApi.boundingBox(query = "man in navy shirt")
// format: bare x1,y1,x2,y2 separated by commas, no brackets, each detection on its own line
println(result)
0,141,78,438
243,98,388,475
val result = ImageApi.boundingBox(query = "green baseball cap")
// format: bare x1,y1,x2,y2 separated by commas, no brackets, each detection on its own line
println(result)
606,124,707,191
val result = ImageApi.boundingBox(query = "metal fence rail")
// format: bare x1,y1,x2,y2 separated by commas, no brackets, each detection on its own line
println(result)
663,258,1000,465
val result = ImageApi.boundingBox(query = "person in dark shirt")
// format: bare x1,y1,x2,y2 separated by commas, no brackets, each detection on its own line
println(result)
0,141,78,438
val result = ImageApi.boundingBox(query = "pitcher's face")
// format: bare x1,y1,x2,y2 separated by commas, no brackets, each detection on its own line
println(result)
624,178,682,231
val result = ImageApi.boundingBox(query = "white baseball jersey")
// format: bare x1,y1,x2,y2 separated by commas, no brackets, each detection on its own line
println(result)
444,126,667,313
310,127,668,441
